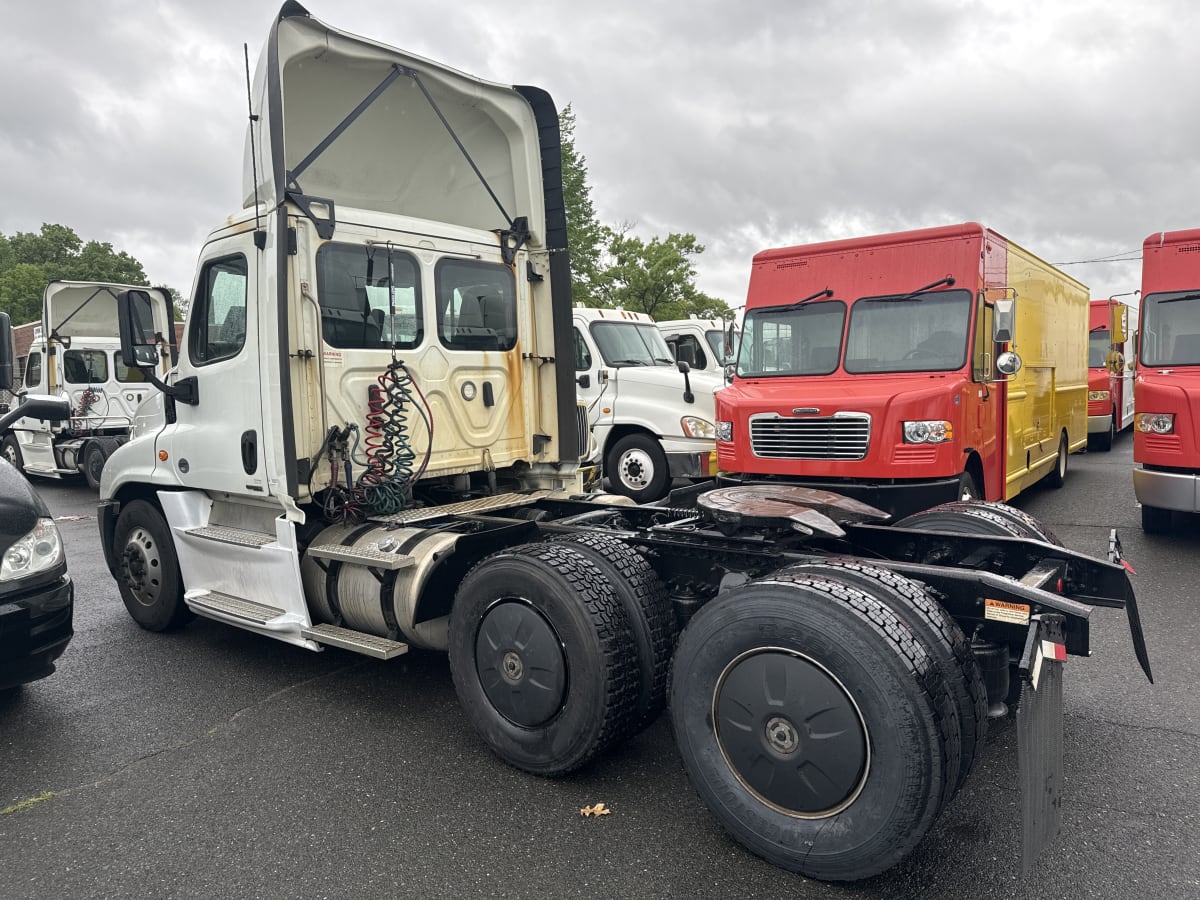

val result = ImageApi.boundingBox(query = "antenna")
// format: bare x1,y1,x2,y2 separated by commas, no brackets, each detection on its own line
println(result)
244,43,265,249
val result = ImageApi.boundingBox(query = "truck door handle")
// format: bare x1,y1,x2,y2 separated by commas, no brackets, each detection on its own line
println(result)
241,430,258,475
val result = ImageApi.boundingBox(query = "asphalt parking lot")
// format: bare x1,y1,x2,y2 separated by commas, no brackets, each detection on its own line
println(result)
2,432,1198,899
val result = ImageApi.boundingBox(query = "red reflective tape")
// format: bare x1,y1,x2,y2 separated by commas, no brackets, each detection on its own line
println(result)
1041,640,1067,662
1121,559,1137,575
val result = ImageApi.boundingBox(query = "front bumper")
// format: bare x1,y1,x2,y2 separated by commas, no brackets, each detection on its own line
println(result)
0,576,74,690
1088,413,1114,434
1133,467,1200,513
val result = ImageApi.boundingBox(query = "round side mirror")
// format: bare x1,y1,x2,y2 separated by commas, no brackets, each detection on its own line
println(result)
996,350,1023,376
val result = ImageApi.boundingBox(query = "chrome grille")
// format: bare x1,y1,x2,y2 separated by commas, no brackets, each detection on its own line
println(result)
749,413,871,460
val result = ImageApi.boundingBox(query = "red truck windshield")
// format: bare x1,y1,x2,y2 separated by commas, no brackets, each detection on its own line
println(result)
1140,291,1200,366
736,289,972,378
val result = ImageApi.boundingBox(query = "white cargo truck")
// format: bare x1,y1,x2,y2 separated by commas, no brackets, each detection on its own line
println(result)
657,316,737,376
572,307,720,502
95,3,1150,882
1,281,168,488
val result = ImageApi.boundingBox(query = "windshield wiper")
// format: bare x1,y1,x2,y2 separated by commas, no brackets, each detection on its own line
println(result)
610,358,648,366
653,356,675,364
754,288,835,315
1159,292,1200,304
863,276,957,303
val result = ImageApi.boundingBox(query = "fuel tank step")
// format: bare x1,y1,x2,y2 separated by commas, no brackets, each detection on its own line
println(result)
185,525,275,548
306,543,414,570
187,590,284,624
301,624,409,659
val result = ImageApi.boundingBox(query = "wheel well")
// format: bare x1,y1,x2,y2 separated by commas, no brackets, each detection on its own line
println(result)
963,451,986,497
602,424,657,459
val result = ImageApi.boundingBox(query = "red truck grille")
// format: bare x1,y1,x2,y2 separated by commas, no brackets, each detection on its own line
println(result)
749,413,871,460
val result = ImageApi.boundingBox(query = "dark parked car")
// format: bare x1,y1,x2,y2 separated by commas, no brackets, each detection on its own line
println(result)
1,311,74,691
0,456,73,691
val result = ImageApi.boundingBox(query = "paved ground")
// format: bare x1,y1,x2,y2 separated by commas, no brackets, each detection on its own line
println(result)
2,431,1197,899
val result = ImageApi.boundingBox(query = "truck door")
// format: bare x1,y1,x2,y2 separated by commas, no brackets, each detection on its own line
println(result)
157,235,265,496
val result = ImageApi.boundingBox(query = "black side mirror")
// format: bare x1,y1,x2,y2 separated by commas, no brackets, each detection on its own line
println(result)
576,373,590,389
0,394,71,432
0,312,12,392
677,359,695,404
118,290,198,405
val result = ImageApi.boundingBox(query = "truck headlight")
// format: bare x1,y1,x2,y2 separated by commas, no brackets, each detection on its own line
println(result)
0,518,65,582
1088,390,1110,402
902,420,954,444
681,416,716,439
1136,413,1175,434
716,420,733,442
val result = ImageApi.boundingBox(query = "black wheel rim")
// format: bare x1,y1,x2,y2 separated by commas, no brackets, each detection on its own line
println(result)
475,600,567,727
714,648,869,817
121,526,163,607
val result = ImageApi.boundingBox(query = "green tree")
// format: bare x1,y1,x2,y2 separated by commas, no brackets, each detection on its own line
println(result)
559,105,607,306
595,228,729,321
0,223,151,325
559,107,730,320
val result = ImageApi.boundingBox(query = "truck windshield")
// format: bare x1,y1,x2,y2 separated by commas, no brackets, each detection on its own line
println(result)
844,289,971,374
1088,329,1111,368
736,302,846,377
591,322,675,366
1140,290,1200,366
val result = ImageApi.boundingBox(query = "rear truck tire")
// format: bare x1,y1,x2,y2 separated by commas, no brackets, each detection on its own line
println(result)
670,575,954,881
1141,504,1171,534
83,443,107,490
606,433,671,504
1047,432,1068,489
447,542,640,776
779,560,984,796
2,434,23,471
114,499,194,632
1092,413,1115,452
552,532,677,733
901,499,1063,546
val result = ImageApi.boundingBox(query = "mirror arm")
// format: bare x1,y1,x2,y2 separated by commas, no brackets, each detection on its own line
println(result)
137,367,199,405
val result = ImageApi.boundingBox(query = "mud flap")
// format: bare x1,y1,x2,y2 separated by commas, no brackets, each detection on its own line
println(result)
1017,613,1066,875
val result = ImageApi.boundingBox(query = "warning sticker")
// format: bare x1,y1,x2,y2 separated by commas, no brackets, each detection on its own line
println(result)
984,598,1031,625
323,350,344,367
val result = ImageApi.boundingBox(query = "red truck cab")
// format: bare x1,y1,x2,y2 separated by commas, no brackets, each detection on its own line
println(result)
1087,298,1135,451
1134,229,1200,532
715,223,1088,518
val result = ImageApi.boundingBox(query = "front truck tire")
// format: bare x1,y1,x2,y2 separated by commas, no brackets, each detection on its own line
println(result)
113,499,194,632
83,443,107,490
605,433,671,503
448,542,640,776
1047,432,1068,489
2,434,23,471
670,575,953,881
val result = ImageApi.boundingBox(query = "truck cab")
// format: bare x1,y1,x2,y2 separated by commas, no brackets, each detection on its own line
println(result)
2,281,168,488
1087,298,1136,451
0,313,74,692
1134,228,1200,532
715,223,1089,518
573,307,720,502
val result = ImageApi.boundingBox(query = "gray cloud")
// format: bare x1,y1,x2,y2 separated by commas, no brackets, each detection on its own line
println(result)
2,0,1196,312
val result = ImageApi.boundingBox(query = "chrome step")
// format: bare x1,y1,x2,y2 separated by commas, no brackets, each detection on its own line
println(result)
188,591,284,624
301,624,409,659
307,543,413,570
185,525,275,548
370,490,551,525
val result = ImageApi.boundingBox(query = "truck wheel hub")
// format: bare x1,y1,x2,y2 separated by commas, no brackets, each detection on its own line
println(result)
764,716,800,754
474,600,567,727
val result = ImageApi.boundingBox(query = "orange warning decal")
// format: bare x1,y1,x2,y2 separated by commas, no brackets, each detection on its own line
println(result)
984,598,1031,625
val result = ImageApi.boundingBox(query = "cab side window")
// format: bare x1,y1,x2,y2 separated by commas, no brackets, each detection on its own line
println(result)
670,335,708,370
574,329,592,370
25,351,42,388
189,255,249,366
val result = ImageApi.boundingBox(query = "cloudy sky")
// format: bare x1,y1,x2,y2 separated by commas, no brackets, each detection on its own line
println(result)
3,0,1197,313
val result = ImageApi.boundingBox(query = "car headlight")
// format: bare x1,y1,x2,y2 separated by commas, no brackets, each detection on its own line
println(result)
0,518,65,582
716,420,733,442
681,416,716,439
902,420,954,444
1136,413,1175,435
1088,390,1110,402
